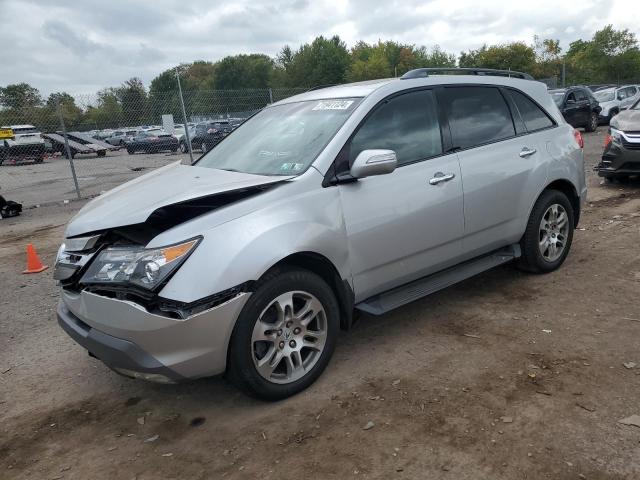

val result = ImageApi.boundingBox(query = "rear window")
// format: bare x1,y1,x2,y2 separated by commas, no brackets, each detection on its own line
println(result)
508,90,554,132
443,86,515,149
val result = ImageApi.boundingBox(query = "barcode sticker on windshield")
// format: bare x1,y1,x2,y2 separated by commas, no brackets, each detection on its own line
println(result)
312,100,354,111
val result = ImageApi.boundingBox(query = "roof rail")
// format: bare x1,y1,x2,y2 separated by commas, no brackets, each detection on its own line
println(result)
400,67,534,80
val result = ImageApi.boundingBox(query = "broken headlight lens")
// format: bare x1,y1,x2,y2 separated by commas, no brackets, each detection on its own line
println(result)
80,238,200,290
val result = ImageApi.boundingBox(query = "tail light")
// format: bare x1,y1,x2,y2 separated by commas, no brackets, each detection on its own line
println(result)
573,129,584,149
207,128,218,134
604,133,612,148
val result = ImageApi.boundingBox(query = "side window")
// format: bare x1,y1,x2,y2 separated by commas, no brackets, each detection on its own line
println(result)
624,86,636,97
348,90,442,167
574,89,587,102
567,92,576,103
617,89,627,100
508,90,554,132
444,86,516,149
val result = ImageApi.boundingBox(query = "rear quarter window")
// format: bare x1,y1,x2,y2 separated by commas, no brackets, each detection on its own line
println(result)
508,90,555,132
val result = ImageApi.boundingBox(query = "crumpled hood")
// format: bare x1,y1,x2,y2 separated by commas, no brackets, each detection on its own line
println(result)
66,162,292,237
611,110,640,132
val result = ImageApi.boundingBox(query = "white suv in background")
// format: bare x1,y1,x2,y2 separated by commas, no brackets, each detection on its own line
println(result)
593,85,640,124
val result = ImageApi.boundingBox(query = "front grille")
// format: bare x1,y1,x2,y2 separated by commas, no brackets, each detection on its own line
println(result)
621,138,640,150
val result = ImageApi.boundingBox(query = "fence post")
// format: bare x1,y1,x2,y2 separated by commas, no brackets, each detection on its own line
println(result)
57,102,81,200
176,71,194,165
268,88,274,104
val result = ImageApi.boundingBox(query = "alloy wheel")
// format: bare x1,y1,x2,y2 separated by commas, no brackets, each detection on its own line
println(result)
539,203,569,262
251,291,327,384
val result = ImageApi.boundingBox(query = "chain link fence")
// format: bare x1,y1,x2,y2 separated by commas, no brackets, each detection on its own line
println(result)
3,74,640,208
0,86,306,207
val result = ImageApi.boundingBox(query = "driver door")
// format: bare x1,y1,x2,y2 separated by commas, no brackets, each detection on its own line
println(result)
337,89,465,301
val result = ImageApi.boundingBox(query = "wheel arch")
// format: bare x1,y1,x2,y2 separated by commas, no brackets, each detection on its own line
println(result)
539,179,581,227
266,251,355,331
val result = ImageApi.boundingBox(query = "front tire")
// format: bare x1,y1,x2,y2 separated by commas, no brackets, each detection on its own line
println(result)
227,268,339,401
179,141,188,154
518,190,574,273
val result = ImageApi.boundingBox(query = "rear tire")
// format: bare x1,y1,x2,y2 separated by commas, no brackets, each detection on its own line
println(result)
227,267,340,401
517,189,574,273
97,150,106,157
126,148,135,155
585,112,598,132
179,142,188,154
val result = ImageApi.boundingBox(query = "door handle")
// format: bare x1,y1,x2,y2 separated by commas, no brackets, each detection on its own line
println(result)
519,147,537,158
429,172,456,185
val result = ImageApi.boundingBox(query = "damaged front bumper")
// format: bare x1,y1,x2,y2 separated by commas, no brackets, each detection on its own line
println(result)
596,145,640,177
57,289,250,382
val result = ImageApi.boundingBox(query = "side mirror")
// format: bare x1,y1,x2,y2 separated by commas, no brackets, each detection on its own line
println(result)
350,149,397,179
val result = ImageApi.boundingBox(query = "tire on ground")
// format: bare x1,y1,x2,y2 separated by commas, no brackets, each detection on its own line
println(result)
518,189,575,273
585,112,598,132
226,267,340,401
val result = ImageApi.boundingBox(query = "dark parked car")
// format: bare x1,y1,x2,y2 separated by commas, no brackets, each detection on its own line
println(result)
596,98,640,181
190,121,232,153
549,86,601,132
125,131,178,154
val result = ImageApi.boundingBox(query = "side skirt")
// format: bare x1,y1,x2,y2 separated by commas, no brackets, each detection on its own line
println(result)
355,244,521,316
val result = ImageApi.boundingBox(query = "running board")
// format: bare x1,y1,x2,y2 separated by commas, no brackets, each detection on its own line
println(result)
355,244,521,316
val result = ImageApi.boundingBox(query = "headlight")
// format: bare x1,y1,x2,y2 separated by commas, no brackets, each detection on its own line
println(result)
609,127,623,144
80,238,200,290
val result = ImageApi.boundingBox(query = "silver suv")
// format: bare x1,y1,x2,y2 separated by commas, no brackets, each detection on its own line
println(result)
55,68,586,400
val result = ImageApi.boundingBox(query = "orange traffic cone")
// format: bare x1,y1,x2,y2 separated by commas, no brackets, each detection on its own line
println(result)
23,243,48,274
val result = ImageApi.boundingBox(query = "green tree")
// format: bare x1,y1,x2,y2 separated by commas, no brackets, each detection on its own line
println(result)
565,25,640,84
0,83,43,110
532,36,563,79
213,54,274,89
285,35,351,87
117,77,148,126
459,42,536,73
44,92,83,129
84,88,122,129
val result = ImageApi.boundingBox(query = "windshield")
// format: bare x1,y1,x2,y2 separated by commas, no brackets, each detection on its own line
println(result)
551,92,565,106
594,90,615,102
196,98,361,176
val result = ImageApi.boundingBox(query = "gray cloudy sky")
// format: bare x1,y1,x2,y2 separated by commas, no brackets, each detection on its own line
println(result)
1,0,638,95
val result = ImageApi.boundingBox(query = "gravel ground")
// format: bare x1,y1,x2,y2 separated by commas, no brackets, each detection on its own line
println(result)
1,128,640,480
0,149,189,207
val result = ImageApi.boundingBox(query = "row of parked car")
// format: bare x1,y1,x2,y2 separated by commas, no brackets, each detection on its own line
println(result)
550,84,640,132
95,118,246,155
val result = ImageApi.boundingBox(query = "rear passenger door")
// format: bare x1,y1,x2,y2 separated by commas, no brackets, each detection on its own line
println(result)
439,86,552,257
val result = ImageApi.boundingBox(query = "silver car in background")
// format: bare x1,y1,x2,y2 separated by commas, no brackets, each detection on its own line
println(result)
55,68,586,400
